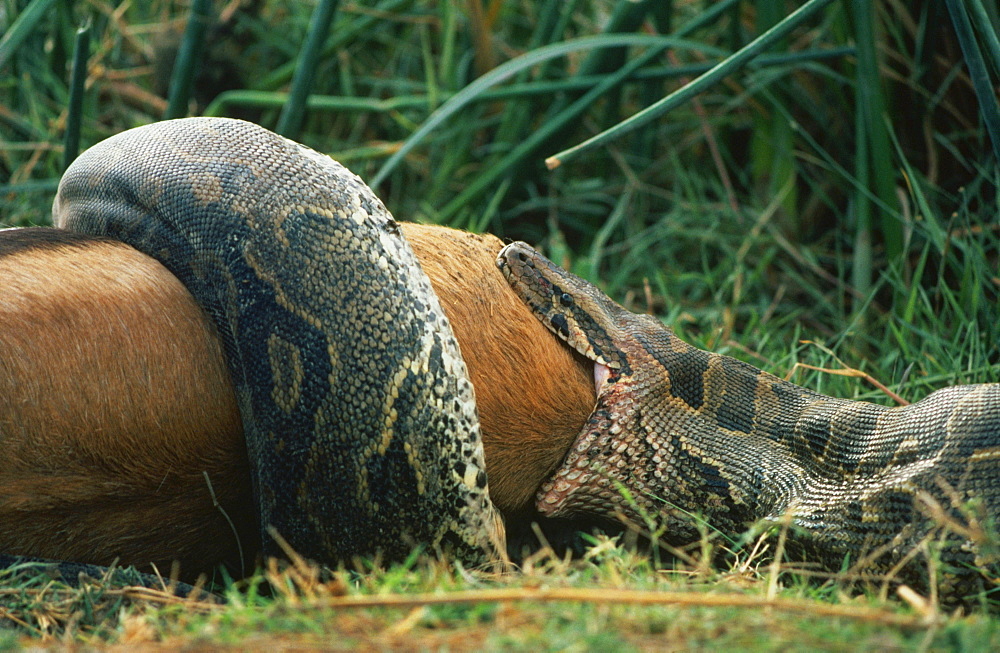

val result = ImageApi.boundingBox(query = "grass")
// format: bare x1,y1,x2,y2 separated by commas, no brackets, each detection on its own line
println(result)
3,539,999,649
1,0,999,647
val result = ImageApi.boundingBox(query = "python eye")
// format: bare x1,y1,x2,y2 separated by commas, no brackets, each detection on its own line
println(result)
559,293,573,306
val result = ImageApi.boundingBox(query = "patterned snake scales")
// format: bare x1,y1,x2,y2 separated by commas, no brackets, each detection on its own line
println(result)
56,118,999,588
497,243,1000,590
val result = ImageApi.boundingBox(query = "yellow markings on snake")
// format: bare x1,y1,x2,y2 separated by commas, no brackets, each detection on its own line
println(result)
346,191,368,226
462,463,483,491
367,356,430,495
55,116,505,572
326,342,340,411
190,172,224,206
356,465,371,510
266,204,296,249
699,354,728,416
970,447,1000,463
860,504,884,523
751,372,781,434
243,248,323,331
267,333,304,414
404,441,426,494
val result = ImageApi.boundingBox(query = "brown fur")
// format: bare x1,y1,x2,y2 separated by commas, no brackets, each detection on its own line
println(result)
0,225,593,575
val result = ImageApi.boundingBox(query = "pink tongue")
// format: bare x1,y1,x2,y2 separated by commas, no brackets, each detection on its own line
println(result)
593,362,611,394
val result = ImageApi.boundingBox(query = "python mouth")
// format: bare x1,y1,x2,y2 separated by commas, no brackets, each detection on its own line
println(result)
594,361,612,394
530,361,618,515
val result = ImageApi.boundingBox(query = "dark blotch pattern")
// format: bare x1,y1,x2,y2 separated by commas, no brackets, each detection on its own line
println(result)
55,117,504,568
501,241,1000,596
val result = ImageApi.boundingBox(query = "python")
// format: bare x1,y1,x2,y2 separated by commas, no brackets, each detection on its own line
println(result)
4,118,998,596
0,191,594,578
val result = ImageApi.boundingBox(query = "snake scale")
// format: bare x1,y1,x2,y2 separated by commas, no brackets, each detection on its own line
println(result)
50,117,999,592
54,117,504,568
497,242,1000,589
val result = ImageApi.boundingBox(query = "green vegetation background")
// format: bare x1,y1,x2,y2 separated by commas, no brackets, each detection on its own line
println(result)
1,0,999,648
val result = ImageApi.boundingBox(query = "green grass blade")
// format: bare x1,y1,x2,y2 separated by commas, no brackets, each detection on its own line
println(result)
255,0,412,92
945,0,1000,164
546,0,839,169
0,0,59,70
576,0,653,77
63,22,90,170
968,0,1000,76
435,42,674,223
493,0,574,152
276,0,340,138
198,3,845,145
369,33,718,189
164,0,212,119
205,90,432,117
201,48,849,126
851,0,899,293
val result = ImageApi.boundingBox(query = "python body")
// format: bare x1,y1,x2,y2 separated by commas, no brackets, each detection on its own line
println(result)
49,117,1000,588
498,242,1000,589
54,117,503,567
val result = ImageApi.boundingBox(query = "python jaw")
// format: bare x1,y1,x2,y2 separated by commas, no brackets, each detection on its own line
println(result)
496,243,615,397
496,242,653,524
498,242,803,536
496,242,629,375
593,361,613,395
500,241,1000,593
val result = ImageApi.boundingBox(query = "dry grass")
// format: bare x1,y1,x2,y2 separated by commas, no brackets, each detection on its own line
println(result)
2,526,999,649
2,0,998,648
